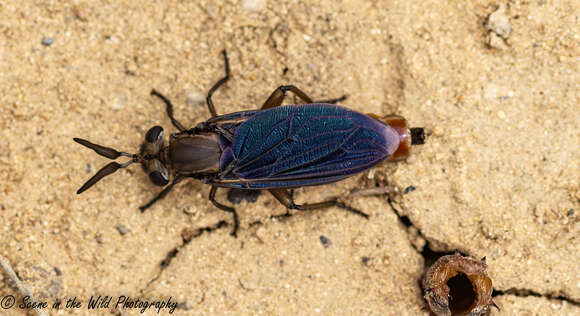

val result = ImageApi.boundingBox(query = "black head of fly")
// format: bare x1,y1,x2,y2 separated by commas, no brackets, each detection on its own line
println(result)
74,126,169,194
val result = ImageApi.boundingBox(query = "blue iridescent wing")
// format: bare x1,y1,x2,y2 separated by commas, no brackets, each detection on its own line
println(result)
213,104,400,189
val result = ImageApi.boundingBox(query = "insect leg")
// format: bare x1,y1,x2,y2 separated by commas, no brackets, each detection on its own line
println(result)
139,175,183,212
261,85,314,109
268,189,369,218
206,50,231,117
313,95,347,104
150,89,187,132
261,85,347,109
209,186,239,237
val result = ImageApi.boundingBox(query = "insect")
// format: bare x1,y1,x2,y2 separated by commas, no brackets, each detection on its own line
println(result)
74,51,425,236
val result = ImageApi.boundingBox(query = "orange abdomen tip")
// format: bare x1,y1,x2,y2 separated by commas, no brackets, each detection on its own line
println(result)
367,113,425,161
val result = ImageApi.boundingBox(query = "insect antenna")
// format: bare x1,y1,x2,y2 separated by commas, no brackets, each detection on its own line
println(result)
73,138,137,194
73,138,134,159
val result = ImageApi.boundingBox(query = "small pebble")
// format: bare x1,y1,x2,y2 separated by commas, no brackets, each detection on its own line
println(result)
319,235,331,248
72,5,88,22
242,0,265,12
485,4,511,50
115,224,128,235
41,37,55,47
110,91,127,109
404,185,416,194
486,32,509,50
484,83,509,100
486,4,511,39
186,91,206,107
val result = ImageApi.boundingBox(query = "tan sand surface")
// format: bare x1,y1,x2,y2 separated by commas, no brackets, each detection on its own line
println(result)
0,1,578,315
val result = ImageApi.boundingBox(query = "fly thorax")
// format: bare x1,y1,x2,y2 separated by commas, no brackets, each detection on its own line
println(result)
168,133,221,173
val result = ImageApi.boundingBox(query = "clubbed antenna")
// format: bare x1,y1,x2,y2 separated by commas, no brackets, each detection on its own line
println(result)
73,138,133,159
73,138,136,194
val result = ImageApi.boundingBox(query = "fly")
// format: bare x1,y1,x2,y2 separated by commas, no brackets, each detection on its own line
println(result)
74,51,425,236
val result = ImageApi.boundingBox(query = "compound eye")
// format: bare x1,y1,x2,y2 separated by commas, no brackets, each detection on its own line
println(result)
149,170,169,186
147,159,169,186
145,126,164,143
142,126,165,156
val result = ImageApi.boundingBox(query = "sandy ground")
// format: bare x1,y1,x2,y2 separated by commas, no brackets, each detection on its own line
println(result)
0,1,578,315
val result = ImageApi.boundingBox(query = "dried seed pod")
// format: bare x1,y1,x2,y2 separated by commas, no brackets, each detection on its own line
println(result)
422,253,498,316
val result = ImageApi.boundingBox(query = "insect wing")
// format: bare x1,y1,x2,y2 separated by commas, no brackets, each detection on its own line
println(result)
215,104,399,189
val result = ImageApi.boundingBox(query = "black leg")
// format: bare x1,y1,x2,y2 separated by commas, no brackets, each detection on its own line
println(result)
209,186,239,237
268,188,369,218
140,175,183,211
150,89,187,132
206,50,231,117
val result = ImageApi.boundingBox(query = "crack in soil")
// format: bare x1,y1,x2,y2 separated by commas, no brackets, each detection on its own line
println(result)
139,220,229,294
493,288,580,307
386,197,580,308
139,195,579,309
